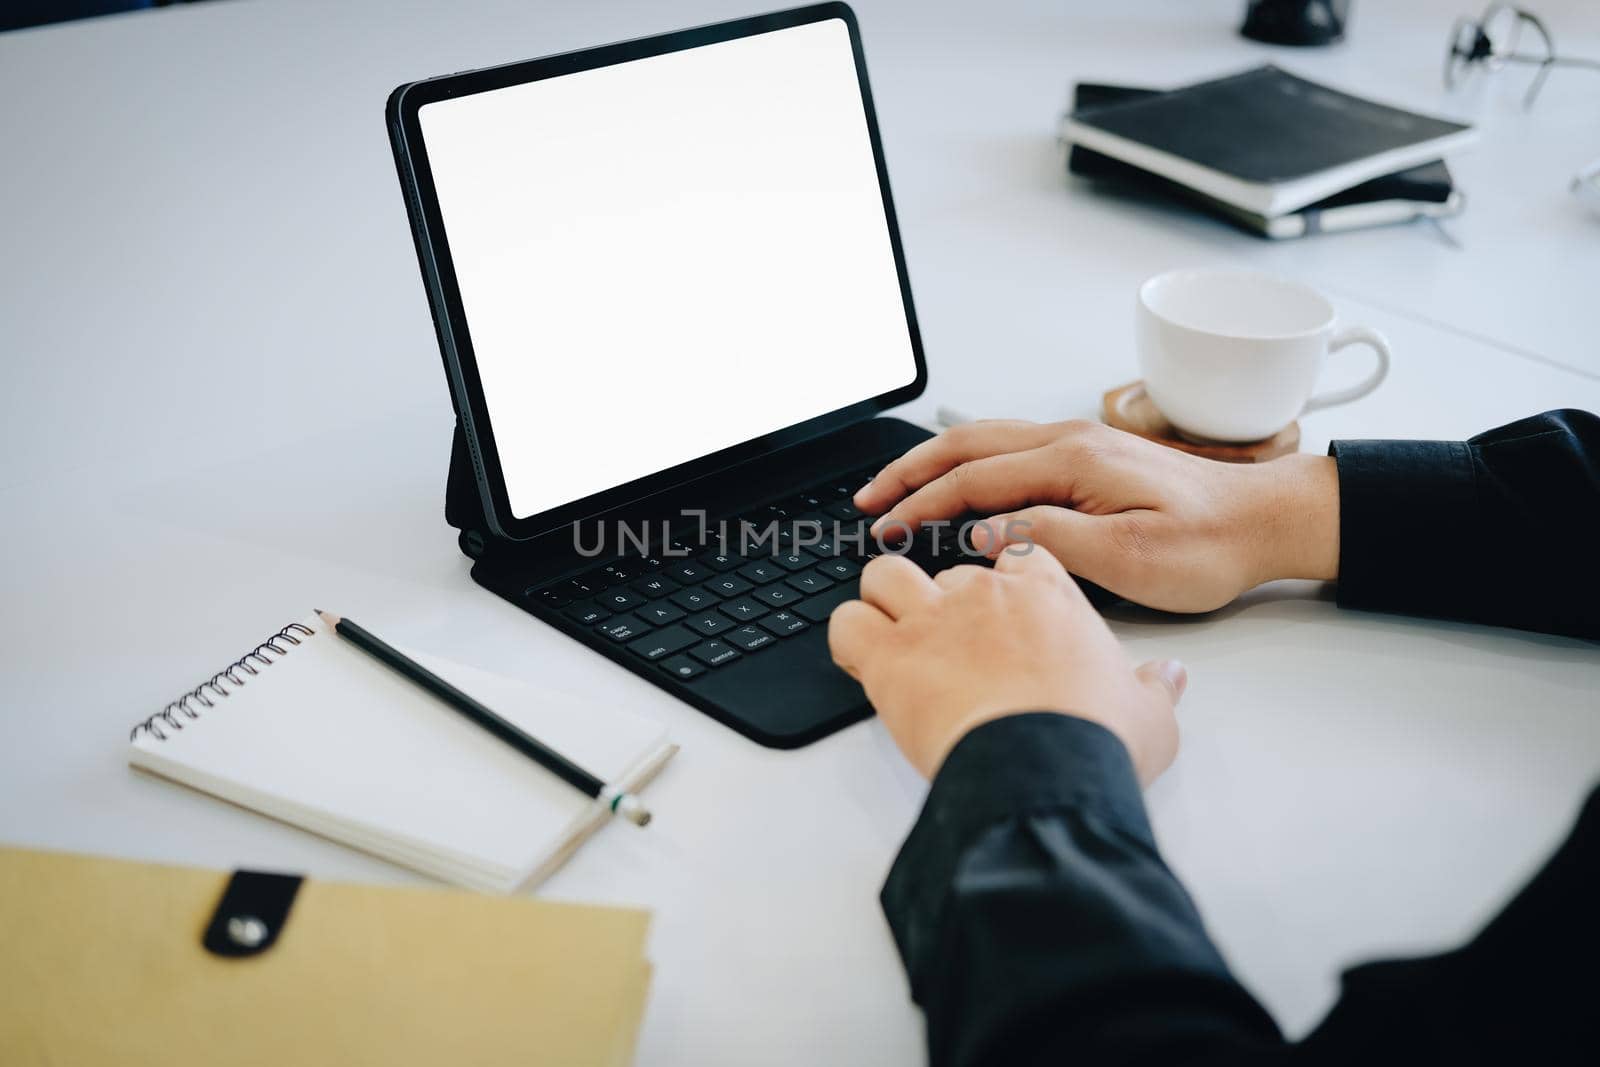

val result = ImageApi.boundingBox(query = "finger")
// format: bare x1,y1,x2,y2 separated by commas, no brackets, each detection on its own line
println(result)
827,600,893,679
933,564,988,592
1131,659,1185,786
854,421,1066,514
992,533,1072,583
870,446,1064,540
976,506,1130,594
857,554,940,620
1135,659,1188,707
969,507,1086,557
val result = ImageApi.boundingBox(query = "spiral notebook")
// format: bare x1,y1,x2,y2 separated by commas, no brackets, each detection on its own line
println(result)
127,614,677,893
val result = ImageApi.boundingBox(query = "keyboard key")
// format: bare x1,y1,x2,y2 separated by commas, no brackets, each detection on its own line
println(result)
638,601,686,626
598,614,651,642
801,533,841,557
785,491,827,511
833,520,875,557
775,550,817,572
816,558,861,581
627,624,698,660
936,522,972,549
582,566,626,589
659,654,706,680
733,517,780,547
697,550,743,572
726,625,774,652
916,552,962,576
670,586,721,611
598,588,646,612
536,589,571,608
632,574,680,599
794,582,859,623
780,517,826,546
758,610,809,637
603,562,640,584
638,555,667,571
824,500,865,520
563,600,611,625
665,561,712,584
755,584,803,607
738,560,786,585
914,528,969,568
815,476,863,499
684,611,733,637
558,576,601,598
689,640,742,668
705,574,753,598
785,571,835,595
718,597,769,622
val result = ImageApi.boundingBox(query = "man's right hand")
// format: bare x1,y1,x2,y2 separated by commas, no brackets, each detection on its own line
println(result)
853,419,1341,614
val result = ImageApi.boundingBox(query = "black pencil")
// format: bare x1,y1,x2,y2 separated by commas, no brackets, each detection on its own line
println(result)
316,610,651,826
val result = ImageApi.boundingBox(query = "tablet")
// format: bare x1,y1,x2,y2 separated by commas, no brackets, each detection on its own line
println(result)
388,3,926,542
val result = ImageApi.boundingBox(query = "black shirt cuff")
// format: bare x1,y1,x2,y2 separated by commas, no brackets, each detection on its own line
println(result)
1328,438,1479,620
880,713,1150,996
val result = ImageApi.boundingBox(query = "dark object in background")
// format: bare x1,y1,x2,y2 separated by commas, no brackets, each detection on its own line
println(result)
1446,5,1600,111
1241,0,1350,46
1,0,205,34
1060,66,1471,218
1065,81,1460,239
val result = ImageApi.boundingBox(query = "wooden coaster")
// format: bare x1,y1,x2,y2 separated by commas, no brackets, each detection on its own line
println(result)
1100,381,1299,463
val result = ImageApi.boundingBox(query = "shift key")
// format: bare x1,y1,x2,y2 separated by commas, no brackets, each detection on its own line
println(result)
794,582,860,623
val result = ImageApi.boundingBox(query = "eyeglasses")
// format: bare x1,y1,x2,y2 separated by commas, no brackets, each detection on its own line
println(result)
1445,4,1600,109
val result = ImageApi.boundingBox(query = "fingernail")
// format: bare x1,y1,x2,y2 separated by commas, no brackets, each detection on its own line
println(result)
1160,660,1188,700
967,523,992,551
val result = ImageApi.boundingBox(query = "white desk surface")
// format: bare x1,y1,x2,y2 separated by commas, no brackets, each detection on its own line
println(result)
2,1,1597,1063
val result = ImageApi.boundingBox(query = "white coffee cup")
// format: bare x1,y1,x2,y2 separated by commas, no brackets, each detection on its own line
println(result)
1135,268,1390,443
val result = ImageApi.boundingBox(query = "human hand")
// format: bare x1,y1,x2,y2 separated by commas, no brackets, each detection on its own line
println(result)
852,419,1339,614
827,547,1186,784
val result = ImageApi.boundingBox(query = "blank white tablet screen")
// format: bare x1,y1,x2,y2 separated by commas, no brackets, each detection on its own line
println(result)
418,18,918,520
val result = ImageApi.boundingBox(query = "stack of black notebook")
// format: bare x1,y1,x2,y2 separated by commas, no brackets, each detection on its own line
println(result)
1060,66,1475,239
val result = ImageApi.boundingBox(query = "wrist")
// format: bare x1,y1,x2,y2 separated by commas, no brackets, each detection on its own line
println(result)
926,705,1117,781
1246,454,1340,584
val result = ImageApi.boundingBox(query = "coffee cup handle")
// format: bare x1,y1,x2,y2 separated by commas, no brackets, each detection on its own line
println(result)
1302,327,1391,415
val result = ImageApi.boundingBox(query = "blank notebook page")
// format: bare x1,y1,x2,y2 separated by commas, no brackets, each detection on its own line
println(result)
129,614,671,891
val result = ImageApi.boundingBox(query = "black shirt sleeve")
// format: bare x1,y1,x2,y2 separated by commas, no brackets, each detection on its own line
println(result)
880,411,1600,1065
882,714,1600,1067
883,714,1281,1067
1330,409,1600,639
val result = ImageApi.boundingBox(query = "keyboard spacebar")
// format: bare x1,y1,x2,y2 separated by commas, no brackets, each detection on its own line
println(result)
794,581,861,623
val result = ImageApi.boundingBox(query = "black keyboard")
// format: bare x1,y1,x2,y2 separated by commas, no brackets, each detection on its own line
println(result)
517,465,985,748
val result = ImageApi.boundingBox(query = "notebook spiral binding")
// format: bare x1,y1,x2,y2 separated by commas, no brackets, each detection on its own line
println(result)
130,623,316,741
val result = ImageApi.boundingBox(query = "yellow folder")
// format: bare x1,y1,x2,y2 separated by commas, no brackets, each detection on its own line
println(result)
0,846,651,1067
